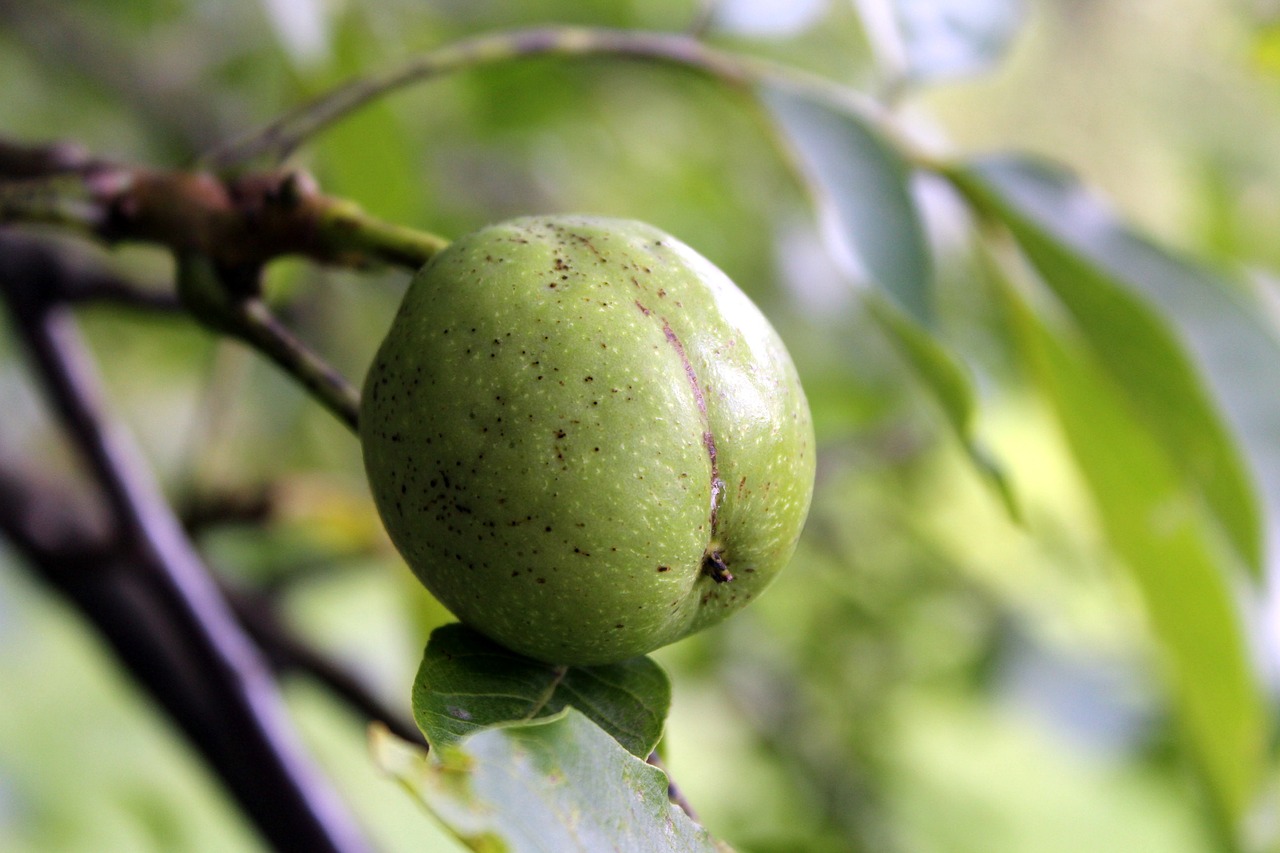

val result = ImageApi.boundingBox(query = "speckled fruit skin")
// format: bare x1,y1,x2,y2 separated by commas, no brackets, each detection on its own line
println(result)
361,216,814,665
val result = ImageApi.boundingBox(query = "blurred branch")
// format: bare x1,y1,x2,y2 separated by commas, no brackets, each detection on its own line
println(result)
61,279,182,312
0,231,183,312
0,138,96,178
180,485,276,535
0,232,374,853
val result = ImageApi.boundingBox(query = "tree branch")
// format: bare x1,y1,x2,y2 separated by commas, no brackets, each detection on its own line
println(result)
174,253,362,432
233,296,362,433
0,140,448,273
203,25,893,170
0,233,375,853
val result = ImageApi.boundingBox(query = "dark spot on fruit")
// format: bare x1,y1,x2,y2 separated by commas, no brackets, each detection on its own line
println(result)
702,550,734,583
656,565,670,573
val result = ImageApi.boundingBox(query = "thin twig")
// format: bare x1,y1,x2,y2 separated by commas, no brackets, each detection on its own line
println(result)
203,25,892,169
61,278,183,312
13,236,183,312
233,297,362,433
179,486,275,535
172,253,363,433
0,137,95,178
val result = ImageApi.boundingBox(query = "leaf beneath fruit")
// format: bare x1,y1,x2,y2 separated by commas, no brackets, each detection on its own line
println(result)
412,623,671,758
372,710,727,853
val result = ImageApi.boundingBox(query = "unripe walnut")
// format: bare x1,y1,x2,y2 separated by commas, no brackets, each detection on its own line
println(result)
361,216,814,665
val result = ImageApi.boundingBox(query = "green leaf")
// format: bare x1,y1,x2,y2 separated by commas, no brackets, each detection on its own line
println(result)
372,709,727,853
412,623,671,759
761,87,934,326
859,0,1026,85
758,89,1020,510
951,157,1267,577
866,293,1018,519
996,278,1267,833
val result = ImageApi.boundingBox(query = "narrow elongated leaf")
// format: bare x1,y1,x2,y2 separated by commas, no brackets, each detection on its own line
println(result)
412,623,670,758
951,158,1266,576
372,711,726,853
762,86,934,326
866,293,1017,518
759,90,1016,511
997,279,1267,830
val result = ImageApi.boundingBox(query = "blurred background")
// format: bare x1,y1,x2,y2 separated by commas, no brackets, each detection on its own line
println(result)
1,0,1279,850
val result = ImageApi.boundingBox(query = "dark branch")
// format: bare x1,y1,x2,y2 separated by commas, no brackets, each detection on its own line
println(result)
0,233,374,853
180,486,276,536
0,138,96,179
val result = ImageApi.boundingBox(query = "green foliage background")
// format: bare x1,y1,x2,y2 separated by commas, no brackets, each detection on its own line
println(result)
2,0,1279,851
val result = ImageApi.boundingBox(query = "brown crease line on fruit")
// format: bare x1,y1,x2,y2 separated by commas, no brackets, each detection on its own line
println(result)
634,299,731,584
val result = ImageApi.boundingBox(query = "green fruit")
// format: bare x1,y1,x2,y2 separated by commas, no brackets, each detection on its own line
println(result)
361,215,814,665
